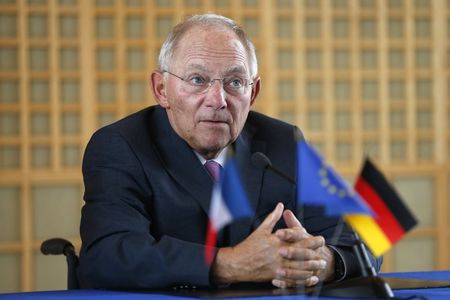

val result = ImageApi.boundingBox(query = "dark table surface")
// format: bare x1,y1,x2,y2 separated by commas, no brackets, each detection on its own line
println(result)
1,270,449,300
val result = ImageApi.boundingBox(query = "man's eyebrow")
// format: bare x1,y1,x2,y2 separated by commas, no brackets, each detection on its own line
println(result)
183,65,248,75
225,66,248,75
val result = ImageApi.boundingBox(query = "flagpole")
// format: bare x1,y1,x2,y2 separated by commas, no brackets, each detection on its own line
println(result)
352,232,377,277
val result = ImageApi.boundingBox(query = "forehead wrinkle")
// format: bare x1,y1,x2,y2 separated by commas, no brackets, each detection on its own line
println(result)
181,52,249,74
183,50,247,62
184,63,208,72
187,40,245,52
181,42,248,60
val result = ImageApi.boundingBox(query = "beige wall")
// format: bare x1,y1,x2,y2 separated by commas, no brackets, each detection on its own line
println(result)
0,0,449,292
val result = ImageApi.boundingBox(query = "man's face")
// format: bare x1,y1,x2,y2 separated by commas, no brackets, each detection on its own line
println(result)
153,26,260,159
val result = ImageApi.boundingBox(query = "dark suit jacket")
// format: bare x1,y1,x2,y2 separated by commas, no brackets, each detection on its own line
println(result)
78,105,381,289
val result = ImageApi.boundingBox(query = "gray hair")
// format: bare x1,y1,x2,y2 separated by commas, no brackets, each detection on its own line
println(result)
158,13,258,77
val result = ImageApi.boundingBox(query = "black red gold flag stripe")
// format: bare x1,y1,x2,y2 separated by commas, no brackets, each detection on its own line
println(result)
345,158,418,256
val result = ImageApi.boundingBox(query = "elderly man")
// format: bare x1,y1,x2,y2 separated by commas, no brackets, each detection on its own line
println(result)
78,13,381,289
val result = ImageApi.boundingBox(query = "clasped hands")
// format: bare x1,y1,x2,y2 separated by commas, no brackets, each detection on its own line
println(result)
212,203,335,288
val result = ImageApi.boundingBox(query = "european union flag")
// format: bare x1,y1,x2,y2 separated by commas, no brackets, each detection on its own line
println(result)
297,140,372,216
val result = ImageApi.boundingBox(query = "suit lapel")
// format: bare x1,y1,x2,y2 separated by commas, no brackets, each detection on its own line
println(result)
150,108,213,215
228,126,266,245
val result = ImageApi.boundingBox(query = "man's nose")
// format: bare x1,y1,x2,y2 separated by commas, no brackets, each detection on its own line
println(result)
206,80,227,109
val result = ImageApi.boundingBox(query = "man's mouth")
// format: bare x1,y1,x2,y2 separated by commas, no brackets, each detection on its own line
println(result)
201,120,227,125
203,119,226,123
200,119,230,129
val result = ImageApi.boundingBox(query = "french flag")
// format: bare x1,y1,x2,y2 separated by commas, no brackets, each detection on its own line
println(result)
205,158,253,264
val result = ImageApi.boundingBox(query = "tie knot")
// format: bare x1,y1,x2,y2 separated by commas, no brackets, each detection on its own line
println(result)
204,160,222,182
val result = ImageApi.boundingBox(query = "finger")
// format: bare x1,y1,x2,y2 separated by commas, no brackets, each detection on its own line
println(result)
278,247,321,261
259,202,284,231
276,268,313,281
272,278,305,288
305,276,319,287
275,227,309,242
278,237,326,259
280,259,327,272
272,278,303,288
299,235,325,250
272,276,319,288
283,209,306,231
272,278,288,288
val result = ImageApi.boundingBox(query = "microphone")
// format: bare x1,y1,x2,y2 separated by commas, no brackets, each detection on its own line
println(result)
251,152,295,184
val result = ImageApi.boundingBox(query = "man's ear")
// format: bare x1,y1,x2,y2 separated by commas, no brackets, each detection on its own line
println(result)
249,76,261,106
150,71,170,108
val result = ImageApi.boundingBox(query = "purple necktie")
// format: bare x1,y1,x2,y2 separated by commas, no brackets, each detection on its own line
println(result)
204,160,222,182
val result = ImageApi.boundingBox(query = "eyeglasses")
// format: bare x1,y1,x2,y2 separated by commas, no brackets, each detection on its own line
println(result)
162,70,254,96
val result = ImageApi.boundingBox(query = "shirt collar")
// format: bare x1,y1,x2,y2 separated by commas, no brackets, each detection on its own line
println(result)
194,146,228,167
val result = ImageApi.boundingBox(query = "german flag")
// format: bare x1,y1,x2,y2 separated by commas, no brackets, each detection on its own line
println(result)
345,159,417,257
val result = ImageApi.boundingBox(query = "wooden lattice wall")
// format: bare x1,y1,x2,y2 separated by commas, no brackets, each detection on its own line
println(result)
0,0,449,292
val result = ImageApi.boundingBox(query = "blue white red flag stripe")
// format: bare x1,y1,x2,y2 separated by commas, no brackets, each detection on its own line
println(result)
205,158,252,264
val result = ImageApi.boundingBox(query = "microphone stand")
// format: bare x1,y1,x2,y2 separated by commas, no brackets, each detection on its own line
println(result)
315,232,394,298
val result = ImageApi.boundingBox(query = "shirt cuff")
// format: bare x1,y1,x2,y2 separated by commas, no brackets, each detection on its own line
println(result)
327,245,347,282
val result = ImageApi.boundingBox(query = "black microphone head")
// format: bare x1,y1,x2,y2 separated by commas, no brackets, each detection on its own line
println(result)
251,152,272,169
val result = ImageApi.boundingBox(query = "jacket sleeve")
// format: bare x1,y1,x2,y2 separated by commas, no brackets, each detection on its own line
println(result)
78,128,213,289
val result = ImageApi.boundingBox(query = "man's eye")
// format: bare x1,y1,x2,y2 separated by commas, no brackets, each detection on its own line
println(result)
189,76,206,86
227,78,244,88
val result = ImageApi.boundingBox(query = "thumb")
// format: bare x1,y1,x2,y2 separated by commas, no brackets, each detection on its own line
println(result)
259,202,284,232
283,209,308,234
